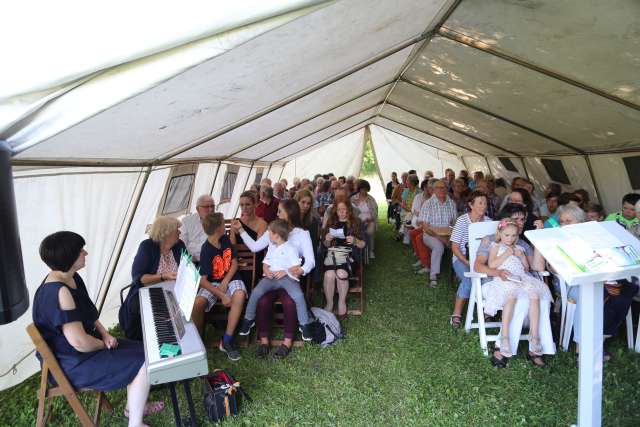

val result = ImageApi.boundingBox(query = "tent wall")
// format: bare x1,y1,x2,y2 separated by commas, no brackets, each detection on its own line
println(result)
523,157,599,204
589,153,639,214
280,129,366,183
462,156,490,176
189,162,220,212
2,167,144,390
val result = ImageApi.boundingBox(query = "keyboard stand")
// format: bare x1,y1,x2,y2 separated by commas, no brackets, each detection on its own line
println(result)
167,378,198,427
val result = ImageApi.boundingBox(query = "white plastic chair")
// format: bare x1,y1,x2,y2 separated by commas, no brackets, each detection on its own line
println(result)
463,221,535,356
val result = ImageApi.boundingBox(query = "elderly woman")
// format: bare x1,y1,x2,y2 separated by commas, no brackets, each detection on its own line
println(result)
119,216,185,340
35,232,163,426
449,190,492,327
230,190,268,285
559,204,638,362
230,199,314,359
322,199,366,320
350,179,378,259
399,174,420,244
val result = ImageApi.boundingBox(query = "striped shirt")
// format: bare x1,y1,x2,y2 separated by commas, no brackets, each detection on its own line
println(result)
418,195,457,228
450,213,492,263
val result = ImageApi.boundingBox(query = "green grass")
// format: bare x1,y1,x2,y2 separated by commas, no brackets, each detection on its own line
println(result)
2,209,640,426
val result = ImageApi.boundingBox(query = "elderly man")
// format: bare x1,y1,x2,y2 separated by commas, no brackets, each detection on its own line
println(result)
256,184,279,223
273,181,286,200
418,180,457,287
180,195,216,262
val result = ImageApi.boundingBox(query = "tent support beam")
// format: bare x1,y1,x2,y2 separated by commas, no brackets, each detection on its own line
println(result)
255,103,381,161
265,163,273,181
377,0,464,116
484,157,494,176
208,161,222,199
400,78,583,154
155,33,431,163
584,155,604,204
234,162,255,217
97,166,152,313
376,116,484,157
273,118,374,162
520,158,531,181
385,101,521,157
373,122,458,156
222,81,393,160
437,27,640,113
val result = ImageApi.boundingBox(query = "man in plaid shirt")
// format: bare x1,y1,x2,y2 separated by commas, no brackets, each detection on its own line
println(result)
417,180,457,287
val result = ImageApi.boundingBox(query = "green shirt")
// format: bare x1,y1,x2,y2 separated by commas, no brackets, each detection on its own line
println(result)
605,212,640,230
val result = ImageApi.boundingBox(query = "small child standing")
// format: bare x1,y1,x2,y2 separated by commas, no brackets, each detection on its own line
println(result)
482,220,552,366
238,219,313,341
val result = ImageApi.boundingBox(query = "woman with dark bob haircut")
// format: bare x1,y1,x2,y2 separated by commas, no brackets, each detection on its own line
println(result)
33,231,164,426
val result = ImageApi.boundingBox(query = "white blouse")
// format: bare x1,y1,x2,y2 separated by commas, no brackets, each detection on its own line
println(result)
240,227,316,274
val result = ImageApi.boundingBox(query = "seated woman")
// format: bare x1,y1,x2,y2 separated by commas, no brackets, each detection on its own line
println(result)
230,190,268,286
558,204,638,362
34,231,163,427
230,199,315,358
119,216,185,340
296,188,322,285
322,199,366,320
350,179,378,259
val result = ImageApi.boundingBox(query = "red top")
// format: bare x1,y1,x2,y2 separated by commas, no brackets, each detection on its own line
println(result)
256,198,279,223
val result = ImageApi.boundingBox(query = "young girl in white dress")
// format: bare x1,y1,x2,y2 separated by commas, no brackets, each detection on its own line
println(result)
483,220,552,364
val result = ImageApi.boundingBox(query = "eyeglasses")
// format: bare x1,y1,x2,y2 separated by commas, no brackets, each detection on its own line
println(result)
198,204,215,209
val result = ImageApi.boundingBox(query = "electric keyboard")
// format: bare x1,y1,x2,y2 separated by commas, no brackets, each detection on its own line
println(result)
139,281,208,385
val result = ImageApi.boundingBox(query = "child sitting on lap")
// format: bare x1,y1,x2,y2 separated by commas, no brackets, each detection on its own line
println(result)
482,220,551,365
238,219,313,341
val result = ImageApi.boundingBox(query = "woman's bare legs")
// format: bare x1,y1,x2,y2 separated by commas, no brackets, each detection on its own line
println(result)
323,270,336,312
498,297,516,357
126,364,150,427
528,296,542,354
336,269,350,315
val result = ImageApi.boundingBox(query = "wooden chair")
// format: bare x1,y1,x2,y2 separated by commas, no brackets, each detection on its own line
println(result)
26,324,113,427
347,262,365,316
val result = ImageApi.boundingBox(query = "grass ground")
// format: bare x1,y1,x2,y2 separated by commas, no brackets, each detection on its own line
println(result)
1,209,639,426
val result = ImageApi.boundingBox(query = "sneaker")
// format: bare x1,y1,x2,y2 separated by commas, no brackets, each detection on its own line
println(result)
299,323,313,342
429,279,438,288
237,318,255,336
256,344,270,359
412,260,423,267
415,267,430,275
219,340,241,362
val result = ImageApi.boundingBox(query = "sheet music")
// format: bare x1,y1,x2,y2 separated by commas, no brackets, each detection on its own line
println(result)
329,227,346,239
173,252,200,321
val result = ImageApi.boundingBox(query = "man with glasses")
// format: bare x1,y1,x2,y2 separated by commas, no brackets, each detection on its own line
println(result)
181,194,216,263
417,180,457,287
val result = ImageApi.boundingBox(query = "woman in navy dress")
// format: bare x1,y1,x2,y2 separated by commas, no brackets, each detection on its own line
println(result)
33,231,164,426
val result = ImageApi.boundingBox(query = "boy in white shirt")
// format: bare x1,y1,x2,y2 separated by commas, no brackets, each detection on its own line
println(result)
238,219,313,340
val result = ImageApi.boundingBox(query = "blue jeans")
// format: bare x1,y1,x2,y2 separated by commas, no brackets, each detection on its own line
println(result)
453,259,471,298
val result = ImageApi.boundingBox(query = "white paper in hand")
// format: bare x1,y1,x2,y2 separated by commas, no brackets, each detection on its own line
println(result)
174,253,199,321
329,228,346,239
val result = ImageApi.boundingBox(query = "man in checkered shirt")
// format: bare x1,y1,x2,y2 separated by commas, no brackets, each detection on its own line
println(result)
417,180,457,287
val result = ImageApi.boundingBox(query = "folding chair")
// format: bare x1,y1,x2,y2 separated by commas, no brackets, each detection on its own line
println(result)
463,221,536,356
26,324,113,427
347,261,365,316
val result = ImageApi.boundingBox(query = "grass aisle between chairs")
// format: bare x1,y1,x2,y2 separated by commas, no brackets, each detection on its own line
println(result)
1,211,639,426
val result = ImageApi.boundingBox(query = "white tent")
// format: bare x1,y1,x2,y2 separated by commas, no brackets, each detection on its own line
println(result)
2,0,640,390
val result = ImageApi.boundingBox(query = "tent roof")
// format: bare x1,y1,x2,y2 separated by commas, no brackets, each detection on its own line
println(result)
4,0,640,167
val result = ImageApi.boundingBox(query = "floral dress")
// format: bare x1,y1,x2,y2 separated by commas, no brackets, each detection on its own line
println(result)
482,244,552,316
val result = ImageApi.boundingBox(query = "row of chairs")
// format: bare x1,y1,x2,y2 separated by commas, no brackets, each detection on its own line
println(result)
462,220,640,356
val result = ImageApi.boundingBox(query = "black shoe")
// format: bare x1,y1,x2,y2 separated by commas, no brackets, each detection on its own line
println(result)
272,344,291,359
219,340,241,362
299,323,313,342
256,344,270,359
237,318,255,336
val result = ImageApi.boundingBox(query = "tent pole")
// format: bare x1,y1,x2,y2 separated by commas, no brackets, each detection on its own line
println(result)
265,163,273,181
97,166,152,314
366,125,386,195
437,27,640,113
208,161,222,199
584,155,603,204
277,166,284,182
484,157,494,176
520,158,531,181
233,162,255,218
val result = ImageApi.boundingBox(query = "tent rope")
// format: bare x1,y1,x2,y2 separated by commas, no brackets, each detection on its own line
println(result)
0,349,35,378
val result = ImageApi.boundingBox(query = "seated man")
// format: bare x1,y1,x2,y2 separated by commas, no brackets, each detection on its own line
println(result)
606,193,640,231
180,194,215,263
191,212,247,361
418,179,457,287
256,185,279,223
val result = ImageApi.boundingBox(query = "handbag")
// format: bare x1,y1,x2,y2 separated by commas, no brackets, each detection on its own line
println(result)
324,246,352,267
202,369,251,422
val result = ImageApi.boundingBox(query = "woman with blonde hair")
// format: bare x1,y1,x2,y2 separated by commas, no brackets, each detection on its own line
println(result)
119,216,185,340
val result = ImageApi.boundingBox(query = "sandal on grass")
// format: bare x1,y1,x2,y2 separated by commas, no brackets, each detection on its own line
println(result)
272,344,291,359
256,344,270,359
529,336,543,356
124,400,165,418
449,314,462,328
527,352,546,368
491,350,509,368
498,335,512,358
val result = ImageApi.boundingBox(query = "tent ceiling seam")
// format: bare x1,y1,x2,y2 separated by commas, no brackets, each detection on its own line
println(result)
273,117,374,162
385,101,521,156
155,33,432,163
400,77,584,155
222,83,392,160
437,27,640,113
252,102,382,161
376,115,485,157
373,122,458,156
